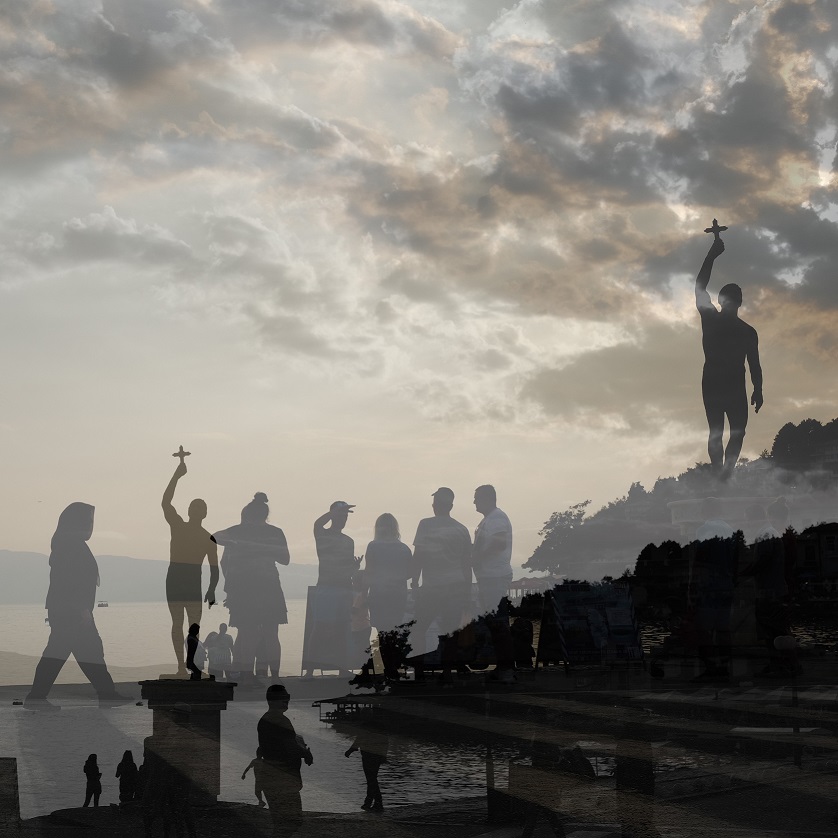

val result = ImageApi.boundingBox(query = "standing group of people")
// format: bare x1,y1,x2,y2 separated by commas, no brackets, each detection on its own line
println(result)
23,452,519,708
162,456,520,684
301,483,516,682
82,750,140,808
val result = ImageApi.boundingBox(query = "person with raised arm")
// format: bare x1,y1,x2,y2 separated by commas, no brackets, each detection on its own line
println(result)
694,223,763,479
161,449,218,677
301,501,358,677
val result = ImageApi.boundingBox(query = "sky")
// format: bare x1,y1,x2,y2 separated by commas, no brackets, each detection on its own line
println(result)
2,0,838,571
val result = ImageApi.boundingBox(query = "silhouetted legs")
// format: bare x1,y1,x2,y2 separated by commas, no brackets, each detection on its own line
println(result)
28,613,116,699
234,620,281,679
255,625,281,677
703,379,748,478
169,601,201,675
411,586,466,679
361,752,384,809
261,762,303,838
477,580,514,674
83,787,100,807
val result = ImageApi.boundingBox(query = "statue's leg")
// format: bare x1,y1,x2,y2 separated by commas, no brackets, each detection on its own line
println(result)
723,388,749,478
702,377,725,471
168,601,186,671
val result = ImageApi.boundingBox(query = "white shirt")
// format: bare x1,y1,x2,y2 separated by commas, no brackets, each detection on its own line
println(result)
473,507,513,580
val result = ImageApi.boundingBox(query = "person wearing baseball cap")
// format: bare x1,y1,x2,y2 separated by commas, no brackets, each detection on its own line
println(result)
301,501,359,677
410,487,473,683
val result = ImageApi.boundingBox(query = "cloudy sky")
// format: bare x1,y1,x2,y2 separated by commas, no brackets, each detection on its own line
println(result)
2,0,837,570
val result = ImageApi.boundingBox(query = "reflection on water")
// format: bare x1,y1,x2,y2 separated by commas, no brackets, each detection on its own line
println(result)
641,617,838,656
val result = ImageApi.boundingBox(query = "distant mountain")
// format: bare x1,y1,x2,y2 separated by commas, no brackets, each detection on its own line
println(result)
0,551,318,604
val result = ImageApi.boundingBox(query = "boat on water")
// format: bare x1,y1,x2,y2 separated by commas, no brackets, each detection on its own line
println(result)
97,601,108,607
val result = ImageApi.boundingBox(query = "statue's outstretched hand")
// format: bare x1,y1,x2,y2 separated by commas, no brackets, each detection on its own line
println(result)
709,237,725,260
751,390,763,413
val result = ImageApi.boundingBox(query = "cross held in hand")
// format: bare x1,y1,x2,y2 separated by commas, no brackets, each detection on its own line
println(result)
704,218,728,239
172,445,191,464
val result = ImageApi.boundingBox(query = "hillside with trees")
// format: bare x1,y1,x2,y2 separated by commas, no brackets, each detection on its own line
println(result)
524,417,838,581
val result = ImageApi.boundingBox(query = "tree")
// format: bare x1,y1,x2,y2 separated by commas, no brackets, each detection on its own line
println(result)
771,418,823,472
523,500,591,575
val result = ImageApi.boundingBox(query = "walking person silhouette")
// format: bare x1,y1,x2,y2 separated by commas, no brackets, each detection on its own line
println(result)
25,503,127,710
162,450,218,677
694,223,763,479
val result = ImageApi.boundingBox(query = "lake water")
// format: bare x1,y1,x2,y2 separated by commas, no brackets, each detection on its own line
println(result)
0,599,312,685
2,600,518,819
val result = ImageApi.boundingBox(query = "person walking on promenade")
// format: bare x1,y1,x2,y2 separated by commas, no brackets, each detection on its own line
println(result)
83,754,102,807
241,748,267,808
162,455,218,677
345,712,389,811
25,503,128,710
257,685,314,838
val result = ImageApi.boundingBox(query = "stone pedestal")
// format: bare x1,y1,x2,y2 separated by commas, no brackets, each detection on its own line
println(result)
139,679,236,804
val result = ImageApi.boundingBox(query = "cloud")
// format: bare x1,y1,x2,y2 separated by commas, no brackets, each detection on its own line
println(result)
2,0,838,434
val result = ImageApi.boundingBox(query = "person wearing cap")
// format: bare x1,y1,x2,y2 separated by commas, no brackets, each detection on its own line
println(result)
410,488,473,683
301,502,358,677
473,484,515,683
258,685,313,838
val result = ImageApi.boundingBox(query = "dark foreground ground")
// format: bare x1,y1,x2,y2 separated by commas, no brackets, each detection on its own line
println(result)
15,770,838,838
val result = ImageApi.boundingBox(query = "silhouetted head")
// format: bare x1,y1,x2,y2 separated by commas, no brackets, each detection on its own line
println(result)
187,498,207,522
122,750,134,764
204,631,218,647
188,623,200,637
85,754,98,765
242,492,269,524
474,485,497,516
52,502,95,550
431,487,454,517
374,513,400,541
219,623,228,635
266,684,290,709
718,283,742,313
329,501,355,531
